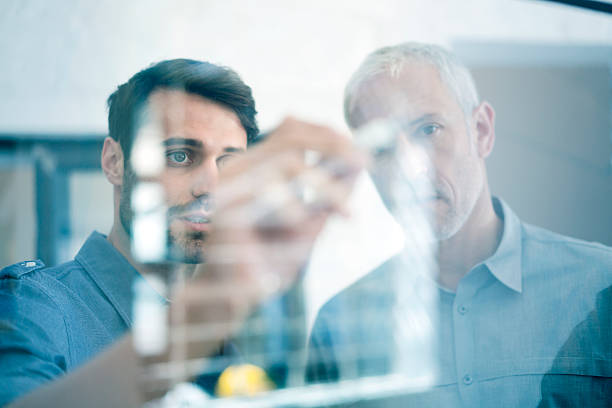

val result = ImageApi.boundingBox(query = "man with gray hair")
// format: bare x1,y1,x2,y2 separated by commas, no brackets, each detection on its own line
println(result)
307,42,612,406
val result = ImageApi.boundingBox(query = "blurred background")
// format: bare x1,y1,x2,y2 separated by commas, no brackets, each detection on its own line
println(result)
1,0,611,324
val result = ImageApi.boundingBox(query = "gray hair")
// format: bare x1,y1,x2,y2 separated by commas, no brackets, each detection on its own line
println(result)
344,42,480,128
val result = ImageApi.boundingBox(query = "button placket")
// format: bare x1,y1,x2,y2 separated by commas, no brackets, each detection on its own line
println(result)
452,266,490,406
463,374,473,385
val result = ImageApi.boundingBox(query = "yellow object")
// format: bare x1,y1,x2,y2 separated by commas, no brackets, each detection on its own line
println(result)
215,364,275,397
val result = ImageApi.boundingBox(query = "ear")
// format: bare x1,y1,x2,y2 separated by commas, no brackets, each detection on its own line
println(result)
472,101,496,159
101,137,124,186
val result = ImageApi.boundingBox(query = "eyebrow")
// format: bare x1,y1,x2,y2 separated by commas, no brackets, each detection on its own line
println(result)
162,138,245,153
222,147,246,154
408,113,440,127
163,138,202,147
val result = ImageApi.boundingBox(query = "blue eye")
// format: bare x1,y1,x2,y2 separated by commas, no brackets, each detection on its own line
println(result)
216,154,235,169
419,124,440,137
166,150,192,166
171,152,186,162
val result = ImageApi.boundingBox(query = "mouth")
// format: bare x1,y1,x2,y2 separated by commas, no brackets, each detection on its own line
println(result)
417,193,448,206
175,212,212,232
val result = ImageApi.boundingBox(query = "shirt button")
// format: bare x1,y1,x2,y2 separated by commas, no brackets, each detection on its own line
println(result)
457,305,468,315
463,374,473,385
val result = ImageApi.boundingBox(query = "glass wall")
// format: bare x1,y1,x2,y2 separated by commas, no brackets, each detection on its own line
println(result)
1,1,611,407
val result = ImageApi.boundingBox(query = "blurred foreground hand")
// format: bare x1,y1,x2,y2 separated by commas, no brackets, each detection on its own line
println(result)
139,117,368,399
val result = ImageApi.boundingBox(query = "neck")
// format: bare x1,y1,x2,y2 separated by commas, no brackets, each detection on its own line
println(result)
436,189,503,292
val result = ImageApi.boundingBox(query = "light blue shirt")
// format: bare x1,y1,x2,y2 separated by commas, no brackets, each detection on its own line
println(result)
308,198,612,407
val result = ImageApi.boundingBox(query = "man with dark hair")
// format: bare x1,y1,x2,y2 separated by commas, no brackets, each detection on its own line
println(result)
0,58,364,406
107,58,260,266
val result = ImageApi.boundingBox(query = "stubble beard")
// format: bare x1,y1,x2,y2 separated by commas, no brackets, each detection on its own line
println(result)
118,167,206,265
166,228,206,264
432,167,483,242
431,201,465,241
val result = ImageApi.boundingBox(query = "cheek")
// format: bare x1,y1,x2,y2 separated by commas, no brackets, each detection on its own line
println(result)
430,151,474,202
453,156,483,199
158,173,192,206
429,131,472,175
428,145,454,183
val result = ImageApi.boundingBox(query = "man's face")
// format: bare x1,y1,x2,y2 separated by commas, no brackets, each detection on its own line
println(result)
352,62,485,240
120,89,248,263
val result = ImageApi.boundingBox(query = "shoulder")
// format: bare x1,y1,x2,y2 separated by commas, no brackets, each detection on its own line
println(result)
1,258,84,284
0,259,47,279
521,222,612,267
0,258,85,310
0,259,52,299
519,223,612,309
307,258,401,383
0,258,93,339
0,261,77,405
313,257,397,329
326,258,394,303
0,260,74,353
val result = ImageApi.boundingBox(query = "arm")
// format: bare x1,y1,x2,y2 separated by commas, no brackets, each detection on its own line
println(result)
0,278,71,406
7,335,142,408
5,118,366,405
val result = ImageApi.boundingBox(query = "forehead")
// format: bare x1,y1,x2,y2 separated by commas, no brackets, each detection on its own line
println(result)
144,88,247,146
351,62,461,126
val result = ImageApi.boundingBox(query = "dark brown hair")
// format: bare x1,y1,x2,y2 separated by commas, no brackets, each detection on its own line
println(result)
107,59,259,160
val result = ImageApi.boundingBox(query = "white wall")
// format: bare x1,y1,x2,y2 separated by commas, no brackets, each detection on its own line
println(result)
1,0,612,133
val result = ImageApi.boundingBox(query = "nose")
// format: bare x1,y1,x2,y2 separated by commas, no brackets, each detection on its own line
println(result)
190,157,219,199
395,135,432,180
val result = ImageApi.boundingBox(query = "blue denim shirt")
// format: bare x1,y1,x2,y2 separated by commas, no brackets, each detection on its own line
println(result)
0,231,304,405
308,198,612,407
0,232,143,406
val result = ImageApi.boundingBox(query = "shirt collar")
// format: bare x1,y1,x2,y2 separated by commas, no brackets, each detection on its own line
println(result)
483,197,523,293
75,231,142,327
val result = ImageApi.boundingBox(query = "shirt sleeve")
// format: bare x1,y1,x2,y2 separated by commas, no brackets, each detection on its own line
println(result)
0,277,71,406
538,285,612,407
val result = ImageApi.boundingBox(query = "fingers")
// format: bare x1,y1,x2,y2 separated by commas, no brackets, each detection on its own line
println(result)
212,118,368,245
221,117,369,178
259,117,352,155
214,174,349,231
213,150,304,210
138,117,369,398
213,156,362,237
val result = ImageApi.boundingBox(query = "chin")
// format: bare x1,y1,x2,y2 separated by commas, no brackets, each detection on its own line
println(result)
168,233,206,264
433,212,466,241
432,225,456,241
